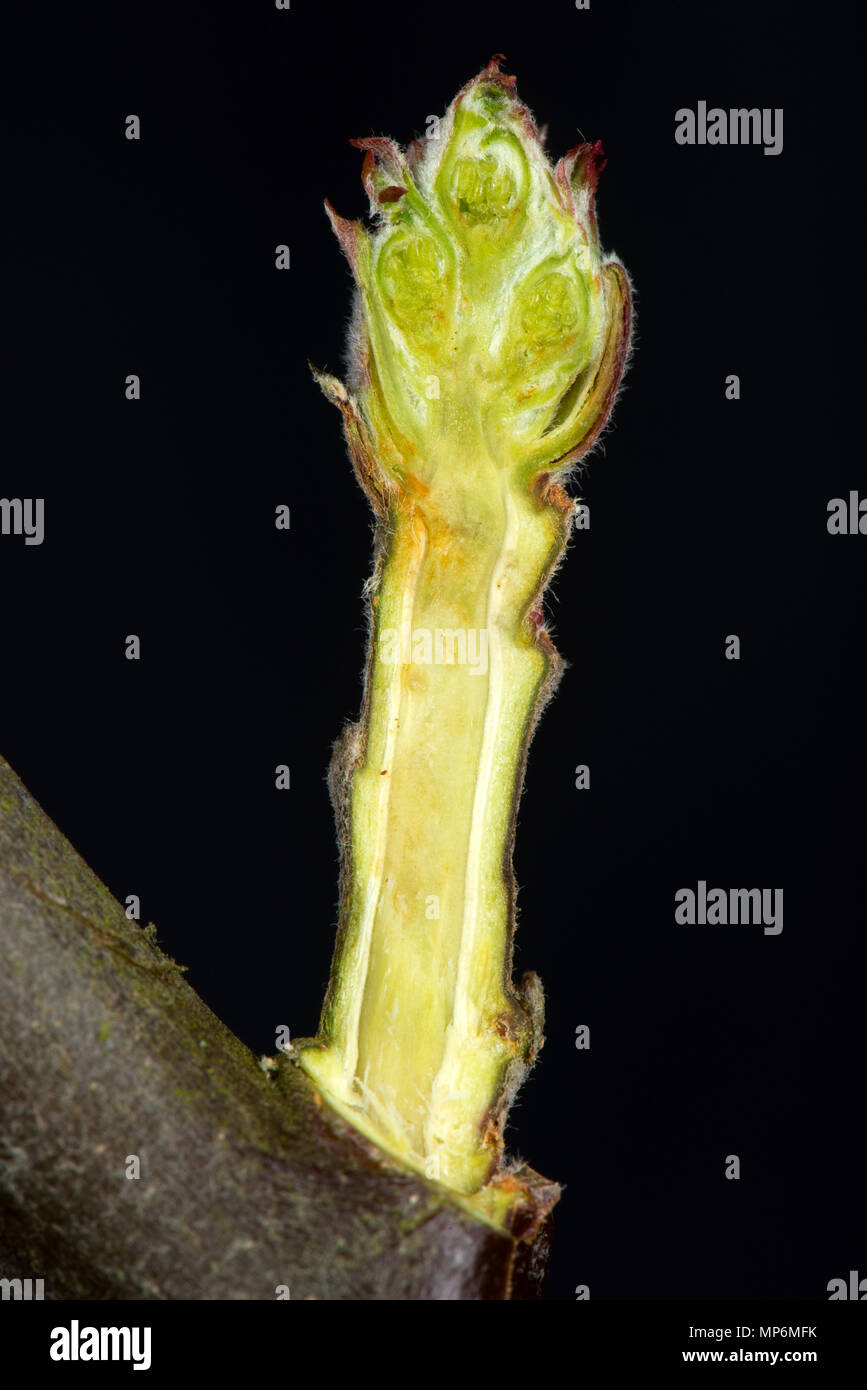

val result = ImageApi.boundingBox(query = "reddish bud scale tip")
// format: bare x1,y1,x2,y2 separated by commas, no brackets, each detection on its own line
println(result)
323,199,361,269
483,53,515,88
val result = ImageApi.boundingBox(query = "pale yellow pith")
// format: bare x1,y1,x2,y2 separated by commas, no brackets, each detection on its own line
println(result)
299,445,561,1195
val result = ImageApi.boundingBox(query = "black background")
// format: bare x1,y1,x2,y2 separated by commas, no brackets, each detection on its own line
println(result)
2,1,865,1301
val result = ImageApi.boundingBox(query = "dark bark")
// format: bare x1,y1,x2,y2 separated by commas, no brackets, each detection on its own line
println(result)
0,754,558,1300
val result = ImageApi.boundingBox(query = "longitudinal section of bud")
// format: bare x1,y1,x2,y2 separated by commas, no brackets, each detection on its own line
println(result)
298,57,632,1207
